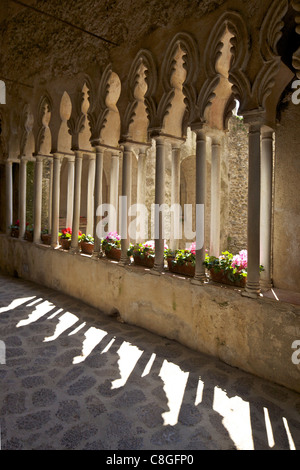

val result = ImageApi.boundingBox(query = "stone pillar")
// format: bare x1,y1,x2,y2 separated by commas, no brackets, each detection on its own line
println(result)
48,158,53,231
120,143,132,265
51,154,62,248
33,155,43,243
5,160,13,235
109,152,120,233
19,158,27,239
260,130,274,290
70,151,83,253
243,121,262,298
136,148,147,243
210,137,221,257
152,136,166,274
170,144,181,252
92,146,104,258
86,154,96,236
192,130,207,284
66,156,75,229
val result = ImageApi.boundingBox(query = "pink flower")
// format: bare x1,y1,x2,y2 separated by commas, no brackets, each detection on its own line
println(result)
189,242,196,254
232,250,247,269
106,231,120,240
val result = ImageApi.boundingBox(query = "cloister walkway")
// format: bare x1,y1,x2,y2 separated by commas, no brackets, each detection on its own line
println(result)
0,272,299,451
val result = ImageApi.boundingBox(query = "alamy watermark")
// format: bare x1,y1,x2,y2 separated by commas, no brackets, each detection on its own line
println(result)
291,340,300,365
0,340,5,365
95,200,204,249
291,80,300,105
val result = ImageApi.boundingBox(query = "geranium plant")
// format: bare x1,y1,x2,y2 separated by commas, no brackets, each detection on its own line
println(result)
60,227,72,239
204,249,263,283
79,233,94,244
102,231,121,252
9,220,20,229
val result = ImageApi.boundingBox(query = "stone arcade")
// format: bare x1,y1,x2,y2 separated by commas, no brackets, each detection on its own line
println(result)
0,0,300,393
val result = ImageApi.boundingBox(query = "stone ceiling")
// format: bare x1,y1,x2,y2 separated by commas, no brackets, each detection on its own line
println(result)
0,0,241,87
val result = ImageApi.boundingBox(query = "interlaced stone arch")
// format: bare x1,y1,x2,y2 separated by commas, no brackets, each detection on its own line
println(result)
292,0,300,75
19,103,34,158
88,64,121,147
121,49,157,143
195,11,250,124
153,32,199,138
33,93,52,156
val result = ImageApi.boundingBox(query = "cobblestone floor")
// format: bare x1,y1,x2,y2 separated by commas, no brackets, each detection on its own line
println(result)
0,272,299,450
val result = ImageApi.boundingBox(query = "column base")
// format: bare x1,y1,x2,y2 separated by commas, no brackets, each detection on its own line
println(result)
260,279,273,291
191,275,206,286
70,247,80,255
242,284,261,299
150,263,164,275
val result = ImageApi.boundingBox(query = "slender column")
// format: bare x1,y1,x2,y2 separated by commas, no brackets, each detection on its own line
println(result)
48,158,53,231
260,130,274,289
191,130,207,284
109,152,120,233
70,151,83,253
33,155,44,243
86,154,96,236
5,160,13,235
136,148,147,243
243,122,262,298
170,145,181,252
210,137,221,257
152,136,166,274
51,154,62,248
66,156,75,229
120,144,132,265
19,158,27,239
92,146,104,258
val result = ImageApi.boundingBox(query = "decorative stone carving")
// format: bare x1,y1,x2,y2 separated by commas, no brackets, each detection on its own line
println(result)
292,0,300,76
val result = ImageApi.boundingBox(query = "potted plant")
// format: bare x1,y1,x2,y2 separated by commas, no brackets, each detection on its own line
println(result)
24,223,34,242
128,241,155,268
102,231,121,260
60,227,82,250
166,243,195,277
204,250,263,287
41,228,52,245
60,227,72,250
9,220,20,238
79,233,94,255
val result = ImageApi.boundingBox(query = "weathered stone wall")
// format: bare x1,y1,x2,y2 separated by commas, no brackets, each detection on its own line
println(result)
273,100,300,291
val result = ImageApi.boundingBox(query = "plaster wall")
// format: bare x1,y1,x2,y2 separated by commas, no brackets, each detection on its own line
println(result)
0,234,299,394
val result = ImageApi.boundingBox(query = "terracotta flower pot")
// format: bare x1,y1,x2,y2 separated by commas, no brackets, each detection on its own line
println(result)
105,246,121,261
133,253,154,268
11,228,19,238
60,238,71,250
209,268,246,287
24,230,33,242
81,241,94,255
167,258,195,277
41,233,52,245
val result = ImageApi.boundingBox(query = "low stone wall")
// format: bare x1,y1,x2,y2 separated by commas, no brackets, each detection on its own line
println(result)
0,234,299,393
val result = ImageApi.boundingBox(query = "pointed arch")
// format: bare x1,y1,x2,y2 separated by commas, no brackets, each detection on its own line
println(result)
155,32,199,137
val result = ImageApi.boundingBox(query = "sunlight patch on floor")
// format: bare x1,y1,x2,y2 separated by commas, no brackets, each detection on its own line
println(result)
16,300,55,327
141,353,156,377
0,296,36,313
73,326,107,364
159,360,189,426
43,311,78,342
111,341,143,389
213,386,254,450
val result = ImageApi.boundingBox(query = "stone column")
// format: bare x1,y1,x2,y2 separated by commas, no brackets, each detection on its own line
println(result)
92,146,104,258
170,144,181,252
120,143,132,265
260,130,274,290
33,155,43,243
48,158,53,231
136,148,147,243
70,151,83,253
152,136,166,274
109,152,120,233
66,156,75,229
86,154,96,236
191,130,207,284
19,158,27,239
210,137,221,257
5,160,13,235
51,154,62,248
243,121,262,298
